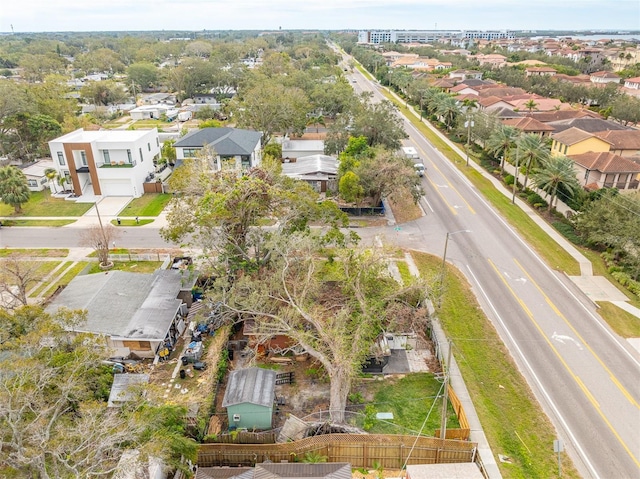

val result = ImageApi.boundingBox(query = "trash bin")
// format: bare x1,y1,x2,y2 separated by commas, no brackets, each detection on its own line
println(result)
181,356,188,366
179,369,186,379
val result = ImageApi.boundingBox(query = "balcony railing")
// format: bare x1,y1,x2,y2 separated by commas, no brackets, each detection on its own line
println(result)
96,161,135,168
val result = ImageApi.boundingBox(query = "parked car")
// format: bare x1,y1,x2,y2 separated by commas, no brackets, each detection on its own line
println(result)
414,163,425,177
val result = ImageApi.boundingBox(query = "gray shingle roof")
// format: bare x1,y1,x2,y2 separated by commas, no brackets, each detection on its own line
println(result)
46,270,183,341
174,128,262,156
222,367,276,408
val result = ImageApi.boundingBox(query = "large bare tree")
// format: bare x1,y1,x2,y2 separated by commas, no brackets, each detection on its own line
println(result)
80,224,120,267
217,235,429,423
0,257,42,308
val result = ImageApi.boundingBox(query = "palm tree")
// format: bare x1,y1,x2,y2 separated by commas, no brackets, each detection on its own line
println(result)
532,155,580,212
524,99,538,114
435,95,460,130
44,167,58,194
307,114,325,134
486,125,519,174
0,166,31,213
516,133,550,190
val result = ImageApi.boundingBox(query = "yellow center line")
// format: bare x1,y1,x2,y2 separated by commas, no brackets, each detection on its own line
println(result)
415,143,476,214
513,258,639,410
488,258,640,468
424,175,457,216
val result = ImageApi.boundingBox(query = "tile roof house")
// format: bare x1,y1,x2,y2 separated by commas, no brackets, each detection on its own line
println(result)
590,71,621,85
173,128,262,171
551,127,612,157
502,117,555,136
477,96,513,110
525,67,557,76
547,118,631,134
222,367,277,430
528,110,601,123
46,269,195,359
448,69,483,81
592,130,640,157
623,76,640,90
570,152,640,191
485,105,522,119
508,97,568,112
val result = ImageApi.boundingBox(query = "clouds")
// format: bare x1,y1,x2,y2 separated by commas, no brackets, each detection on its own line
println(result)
2,0,639,32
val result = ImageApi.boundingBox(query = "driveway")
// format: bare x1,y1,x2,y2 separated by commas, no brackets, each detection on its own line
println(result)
90,197,132,217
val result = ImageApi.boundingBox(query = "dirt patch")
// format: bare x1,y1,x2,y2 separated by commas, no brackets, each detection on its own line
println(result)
387,191,423,224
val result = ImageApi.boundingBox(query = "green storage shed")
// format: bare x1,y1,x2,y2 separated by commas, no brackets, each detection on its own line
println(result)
222,367,277,430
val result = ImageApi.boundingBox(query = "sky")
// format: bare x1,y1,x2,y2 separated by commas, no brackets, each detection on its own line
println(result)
2,0,639,33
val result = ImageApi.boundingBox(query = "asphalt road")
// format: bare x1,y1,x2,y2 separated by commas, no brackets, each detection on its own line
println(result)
2,54,638,478
346,63,640,478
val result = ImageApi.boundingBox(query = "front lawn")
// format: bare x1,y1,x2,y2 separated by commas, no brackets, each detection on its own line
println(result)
119,193,171,217
86,260,164,274
111,219,154,226
0,191,93,217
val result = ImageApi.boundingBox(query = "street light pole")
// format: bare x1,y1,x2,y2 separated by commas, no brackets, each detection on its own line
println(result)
512,143,520,204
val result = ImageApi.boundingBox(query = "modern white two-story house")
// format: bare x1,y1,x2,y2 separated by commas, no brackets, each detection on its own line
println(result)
173,127,262,171
48,128,161,198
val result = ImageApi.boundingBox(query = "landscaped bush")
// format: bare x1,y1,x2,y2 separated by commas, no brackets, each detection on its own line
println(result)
526,192,548,208
504,174,515,186
552,221,584,245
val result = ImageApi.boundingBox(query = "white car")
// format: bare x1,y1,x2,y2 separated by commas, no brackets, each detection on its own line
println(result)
414,163,425,177
351,79,357,83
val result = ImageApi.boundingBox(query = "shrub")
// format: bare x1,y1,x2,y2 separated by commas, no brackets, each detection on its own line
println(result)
526,192,548,208
552,221,584,245
348,392,364,404
504,174,515,186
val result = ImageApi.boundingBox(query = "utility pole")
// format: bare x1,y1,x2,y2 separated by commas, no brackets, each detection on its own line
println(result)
512,143,520,204
439,339,453,440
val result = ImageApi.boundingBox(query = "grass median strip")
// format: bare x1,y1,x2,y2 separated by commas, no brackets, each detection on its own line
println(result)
411,251,579,479
29,261,71,298
41,262,89,299
2,219,76,227
0,248,69,258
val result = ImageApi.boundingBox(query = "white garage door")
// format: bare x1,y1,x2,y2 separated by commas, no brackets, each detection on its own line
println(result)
100,179,132,196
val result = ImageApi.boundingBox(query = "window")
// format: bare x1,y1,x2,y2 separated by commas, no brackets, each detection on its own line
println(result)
80,151,88,166
156,138,159,147
147,142,151,151
40,177,48,184
139,148,144,163
241,156,251,169
27,179,38,187
564,144,568,154
103,150,111,164
183,148,199,158
57,152,66,166
127,149,133,163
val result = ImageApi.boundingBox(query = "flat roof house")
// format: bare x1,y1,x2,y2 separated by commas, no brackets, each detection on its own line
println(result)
48,128,161,198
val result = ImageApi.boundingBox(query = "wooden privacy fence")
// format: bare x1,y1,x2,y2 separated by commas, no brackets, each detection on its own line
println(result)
205,431,277,445
143,182,164,193
197,433,477,468
434,386,471,440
